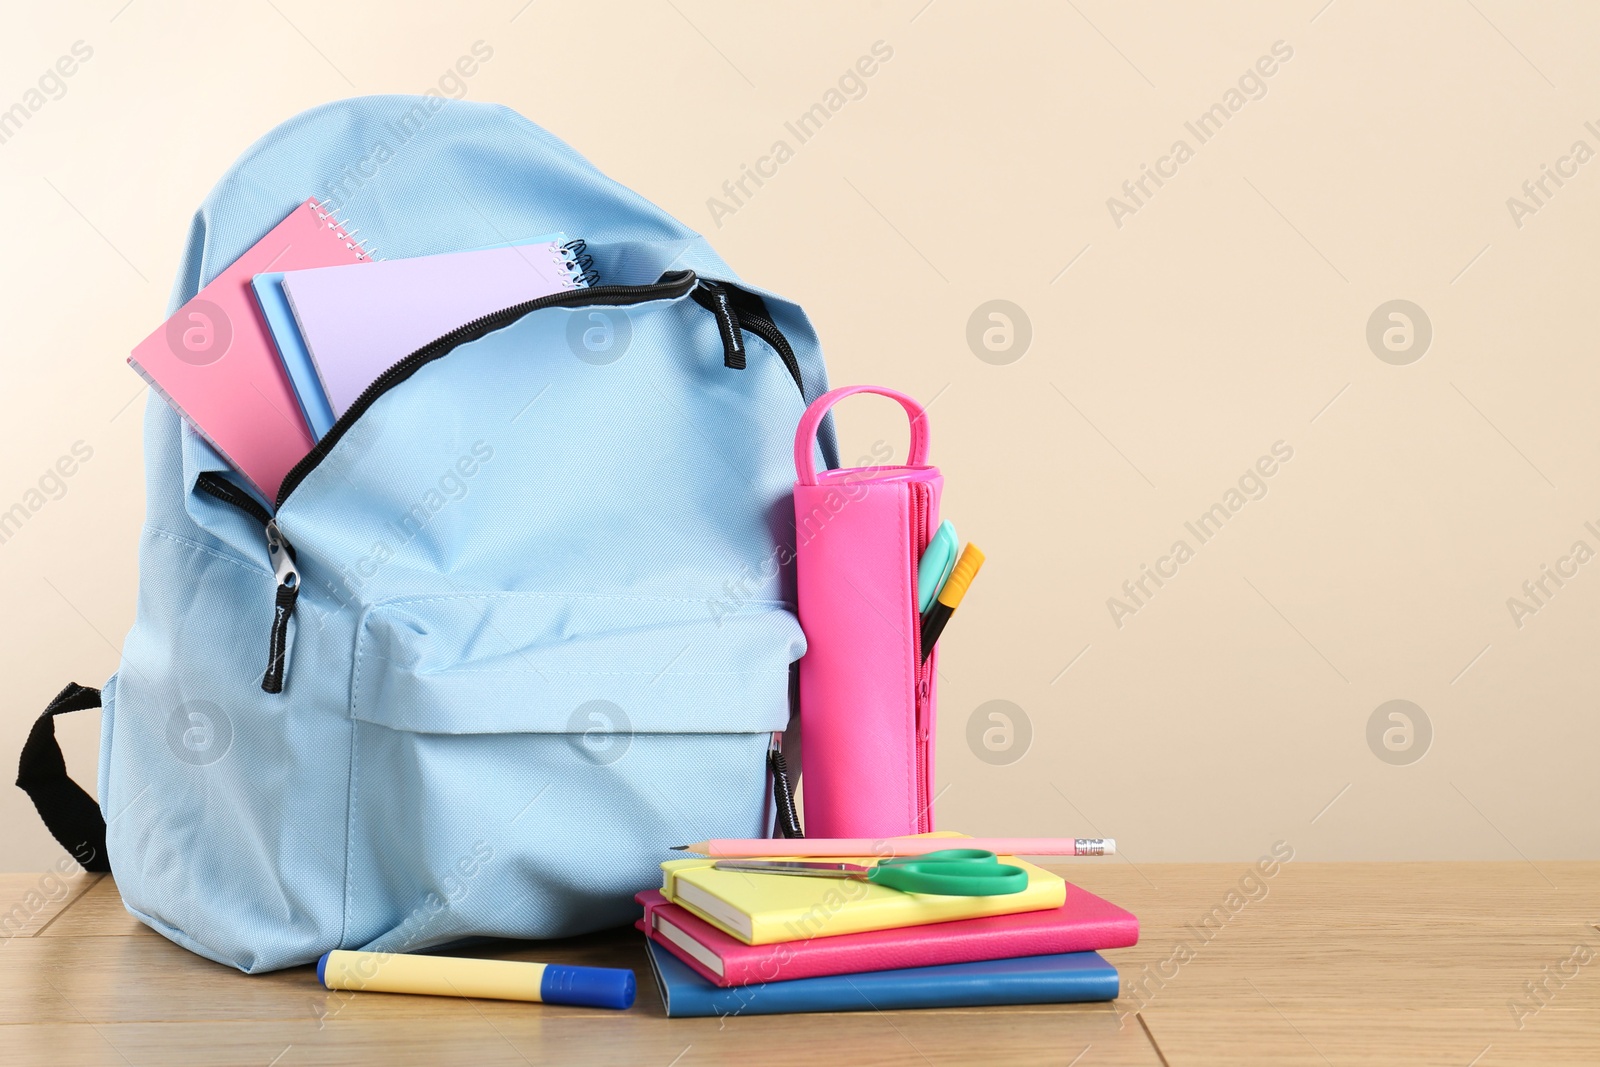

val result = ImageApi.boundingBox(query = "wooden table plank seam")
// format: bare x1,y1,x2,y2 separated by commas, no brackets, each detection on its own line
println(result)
27,873,104,937
0,870,102,942
1135,1012,1173,1067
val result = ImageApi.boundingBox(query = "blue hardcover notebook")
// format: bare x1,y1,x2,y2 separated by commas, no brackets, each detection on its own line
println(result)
642,940,1119,1018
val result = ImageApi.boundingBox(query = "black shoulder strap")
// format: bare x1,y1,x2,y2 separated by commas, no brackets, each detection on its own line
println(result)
16,682,110,872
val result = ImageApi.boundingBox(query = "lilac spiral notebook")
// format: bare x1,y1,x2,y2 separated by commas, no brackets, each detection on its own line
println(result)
279,238,591,417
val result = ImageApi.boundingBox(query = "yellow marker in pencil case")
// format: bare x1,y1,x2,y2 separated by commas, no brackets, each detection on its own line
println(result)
920,543,984,662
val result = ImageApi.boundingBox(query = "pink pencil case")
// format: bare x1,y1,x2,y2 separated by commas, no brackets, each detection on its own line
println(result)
793,386,942,838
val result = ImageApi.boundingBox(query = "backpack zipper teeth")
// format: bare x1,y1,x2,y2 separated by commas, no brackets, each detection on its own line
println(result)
274,269,700,507
736,312,803,396
195,471,272,526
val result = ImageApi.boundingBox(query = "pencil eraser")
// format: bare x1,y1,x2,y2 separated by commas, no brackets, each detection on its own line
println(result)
539,964,636,1010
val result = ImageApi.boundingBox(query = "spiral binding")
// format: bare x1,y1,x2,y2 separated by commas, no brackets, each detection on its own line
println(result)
558,238,600,287
309,200,376,261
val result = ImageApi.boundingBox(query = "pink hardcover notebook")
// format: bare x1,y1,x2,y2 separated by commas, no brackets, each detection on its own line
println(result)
635,884,1139,988
278,240,587,418
128,198,371,500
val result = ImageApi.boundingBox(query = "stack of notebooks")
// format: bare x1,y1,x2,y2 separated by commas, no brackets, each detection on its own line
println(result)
129,198,595,501
636,838,1138,1017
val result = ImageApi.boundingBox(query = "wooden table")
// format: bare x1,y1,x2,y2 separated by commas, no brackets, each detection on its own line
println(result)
3,863,1596,1065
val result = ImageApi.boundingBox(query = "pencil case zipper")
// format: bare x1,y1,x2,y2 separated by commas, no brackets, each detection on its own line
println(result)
192,268,804,695
911,480,933,833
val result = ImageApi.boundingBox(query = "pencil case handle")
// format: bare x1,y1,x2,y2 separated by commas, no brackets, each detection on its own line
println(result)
794,385,931,485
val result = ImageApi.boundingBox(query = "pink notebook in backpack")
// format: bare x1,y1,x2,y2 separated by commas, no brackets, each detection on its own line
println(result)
128,198,371,499
793,386,942,838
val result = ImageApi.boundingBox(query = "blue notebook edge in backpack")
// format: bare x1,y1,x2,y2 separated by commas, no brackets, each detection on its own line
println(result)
17,95,842,973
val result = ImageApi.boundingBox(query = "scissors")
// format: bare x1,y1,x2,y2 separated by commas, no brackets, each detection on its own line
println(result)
712,848,1028,896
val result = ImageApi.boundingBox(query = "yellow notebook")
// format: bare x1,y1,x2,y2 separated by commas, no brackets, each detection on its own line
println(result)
659,849,1066,946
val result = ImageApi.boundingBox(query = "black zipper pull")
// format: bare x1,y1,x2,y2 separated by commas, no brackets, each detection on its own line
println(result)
261,519,300,694
691,280,746,370
768,736,804,839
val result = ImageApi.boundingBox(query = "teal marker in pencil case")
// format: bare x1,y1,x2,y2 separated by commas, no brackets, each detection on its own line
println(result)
917,520,959,613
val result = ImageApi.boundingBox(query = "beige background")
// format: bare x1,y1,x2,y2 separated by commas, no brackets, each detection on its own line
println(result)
3,0,1597,872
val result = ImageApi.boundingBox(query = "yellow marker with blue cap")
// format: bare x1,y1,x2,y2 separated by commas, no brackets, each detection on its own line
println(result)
318,949,635,1010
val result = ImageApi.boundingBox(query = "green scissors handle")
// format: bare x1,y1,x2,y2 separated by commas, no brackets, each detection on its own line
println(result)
868,848,1029,896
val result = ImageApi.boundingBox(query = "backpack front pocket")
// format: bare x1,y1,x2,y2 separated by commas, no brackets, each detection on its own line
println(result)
341,591,802,953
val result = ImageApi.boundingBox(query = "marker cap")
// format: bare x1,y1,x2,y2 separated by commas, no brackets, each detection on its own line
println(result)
936,543,985,608
539,963,637,1009
917,520,959,613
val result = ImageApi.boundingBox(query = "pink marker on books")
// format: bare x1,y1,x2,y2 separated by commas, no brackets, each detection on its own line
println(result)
670,837,1116,858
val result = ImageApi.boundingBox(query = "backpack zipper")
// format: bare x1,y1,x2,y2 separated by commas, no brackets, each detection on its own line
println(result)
721,283,803,396
195,471,271,526
768,735,804,839
692,280,746,370
250,271,696,694
275,269,701,507
690,279,804,395
194,473,301,693
261,519,300,694
737,310,803,396
196,268,804,696
266,272,695,694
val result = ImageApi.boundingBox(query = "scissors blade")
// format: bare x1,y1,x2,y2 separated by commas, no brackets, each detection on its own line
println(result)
712,860,871,878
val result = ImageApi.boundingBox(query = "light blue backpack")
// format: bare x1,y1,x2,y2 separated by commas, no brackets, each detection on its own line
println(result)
17,96,835,972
